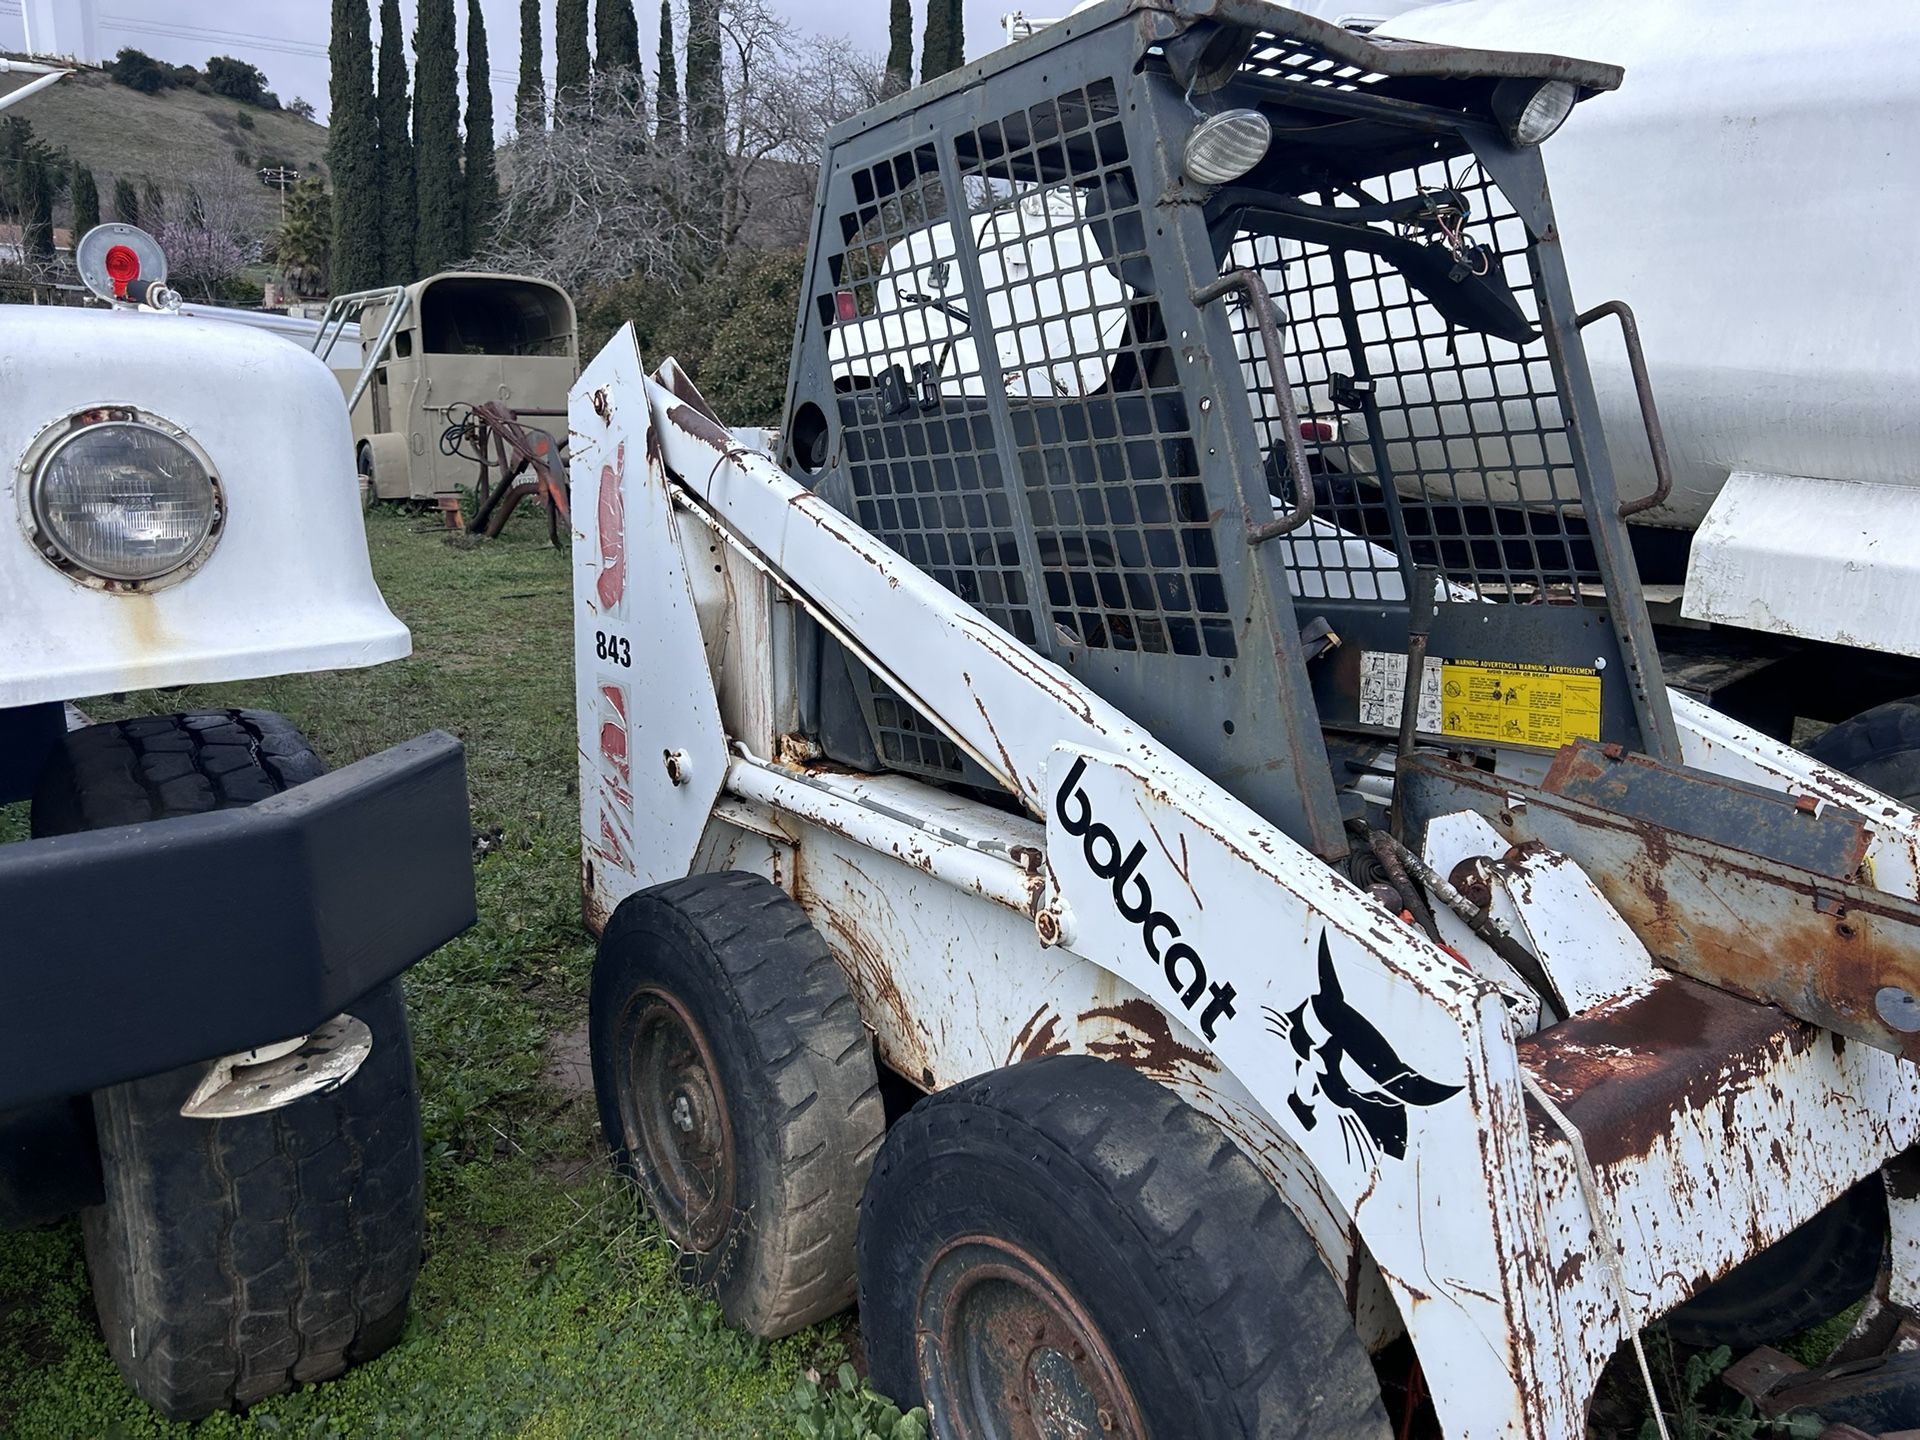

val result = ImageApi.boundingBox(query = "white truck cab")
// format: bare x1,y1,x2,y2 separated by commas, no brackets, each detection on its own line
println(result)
0,226,475,1421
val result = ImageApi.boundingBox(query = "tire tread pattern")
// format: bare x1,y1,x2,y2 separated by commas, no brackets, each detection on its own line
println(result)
598,870,885,1337
33,712,422,1421
861,1055,1390,1440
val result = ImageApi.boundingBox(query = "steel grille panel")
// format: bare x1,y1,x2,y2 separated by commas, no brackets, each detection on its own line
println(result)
824,144,1038,647
957,79,1236,660
1230,162,1597,604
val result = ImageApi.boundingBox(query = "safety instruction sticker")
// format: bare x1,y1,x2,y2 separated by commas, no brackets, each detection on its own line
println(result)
1358,651,1443,731
1438,659,1602,749
1359,652,1602,749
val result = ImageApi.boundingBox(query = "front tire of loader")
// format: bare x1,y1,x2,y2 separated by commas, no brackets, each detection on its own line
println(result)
31,711,425,1421
858,1055,1391,1440
589,870,885,1336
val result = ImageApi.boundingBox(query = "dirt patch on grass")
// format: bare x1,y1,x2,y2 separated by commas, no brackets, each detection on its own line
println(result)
542,1020,594,1100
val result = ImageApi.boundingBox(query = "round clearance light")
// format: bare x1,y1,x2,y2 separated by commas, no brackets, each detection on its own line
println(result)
26,417,222,585
1182,108,1272,186
75,222,169,303
1492,78,1578,147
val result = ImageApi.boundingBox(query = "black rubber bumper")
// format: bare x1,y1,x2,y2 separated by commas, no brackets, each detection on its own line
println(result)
0,731,475,1110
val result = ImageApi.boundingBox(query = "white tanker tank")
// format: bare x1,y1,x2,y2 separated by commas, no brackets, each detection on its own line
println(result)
1364,0,1920,662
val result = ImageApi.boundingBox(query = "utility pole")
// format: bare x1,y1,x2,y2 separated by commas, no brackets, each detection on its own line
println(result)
259,165,299,225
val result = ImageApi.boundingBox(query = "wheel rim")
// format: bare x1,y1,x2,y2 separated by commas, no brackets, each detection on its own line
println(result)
917,1234,1147,1440
614,988,736,1253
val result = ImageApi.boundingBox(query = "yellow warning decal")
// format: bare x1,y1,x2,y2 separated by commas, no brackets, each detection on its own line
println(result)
1438,659,1602,750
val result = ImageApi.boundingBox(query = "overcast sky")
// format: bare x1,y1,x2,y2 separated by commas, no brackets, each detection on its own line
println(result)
0,0,1024,139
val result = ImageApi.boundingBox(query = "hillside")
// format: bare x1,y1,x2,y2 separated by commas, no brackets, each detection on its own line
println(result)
0,61,328,237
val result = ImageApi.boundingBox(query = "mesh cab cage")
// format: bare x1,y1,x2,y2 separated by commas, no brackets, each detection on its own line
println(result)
777,0,1672,859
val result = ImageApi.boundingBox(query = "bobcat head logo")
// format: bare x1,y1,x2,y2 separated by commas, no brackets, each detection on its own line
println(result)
1266,934,1462,1166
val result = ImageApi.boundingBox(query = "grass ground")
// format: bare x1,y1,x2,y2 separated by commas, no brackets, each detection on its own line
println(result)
0,508,849,1438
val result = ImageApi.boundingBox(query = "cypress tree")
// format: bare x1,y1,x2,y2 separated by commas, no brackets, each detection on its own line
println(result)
412,0,463,273
948,0,965,75
70,164,100,236
516,0,544,131
554,0,590,113
112,175,139,227
685,0,724,204
21,158,53,265
377,0,416,282
463,0,498,253
595,0,641,76
327,0,382,291
653,0,680,147
919,0,953,84
885,0,912,95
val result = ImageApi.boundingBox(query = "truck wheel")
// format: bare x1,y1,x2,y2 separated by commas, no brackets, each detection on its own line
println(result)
590,870,884,1336
1667,1177,1885,1347
31,712,424,1420
858,1055,1390,1440
1804,697,1920,805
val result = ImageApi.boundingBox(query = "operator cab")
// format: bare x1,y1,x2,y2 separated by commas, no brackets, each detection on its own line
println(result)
782,0,1657,864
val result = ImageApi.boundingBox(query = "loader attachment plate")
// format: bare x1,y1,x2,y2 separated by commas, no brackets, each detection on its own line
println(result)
1403,752,1920,1060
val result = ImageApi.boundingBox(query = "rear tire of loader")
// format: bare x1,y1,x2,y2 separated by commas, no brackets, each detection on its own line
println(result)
858,1055,1391,1440
589,870,885,1337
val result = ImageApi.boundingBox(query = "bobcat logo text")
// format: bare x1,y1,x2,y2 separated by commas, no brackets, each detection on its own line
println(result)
1053,756,1237,1040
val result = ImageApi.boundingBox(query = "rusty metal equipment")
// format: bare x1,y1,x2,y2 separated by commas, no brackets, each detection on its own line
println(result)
440,400,569,541
570,3,1920,1435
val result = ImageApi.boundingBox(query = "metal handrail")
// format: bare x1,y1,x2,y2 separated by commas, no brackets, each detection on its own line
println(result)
310,285,412,415
1191,268,1316,542
1576,299,1674,518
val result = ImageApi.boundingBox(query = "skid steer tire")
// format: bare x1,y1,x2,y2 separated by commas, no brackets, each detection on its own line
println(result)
858,1054,1391,1440
589,870,885,1337
30,712,424,1421
1804,697,1920,806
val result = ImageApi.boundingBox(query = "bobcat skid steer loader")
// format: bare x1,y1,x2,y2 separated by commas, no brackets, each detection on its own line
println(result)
570,2,1920,1433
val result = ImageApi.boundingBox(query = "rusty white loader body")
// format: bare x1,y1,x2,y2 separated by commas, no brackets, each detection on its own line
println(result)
573,4,1920,1434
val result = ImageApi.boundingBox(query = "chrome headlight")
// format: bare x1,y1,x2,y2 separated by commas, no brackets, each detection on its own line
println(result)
22,410,222,587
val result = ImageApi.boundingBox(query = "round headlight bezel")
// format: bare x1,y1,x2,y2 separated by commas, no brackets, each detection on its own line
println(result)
17,407,225,591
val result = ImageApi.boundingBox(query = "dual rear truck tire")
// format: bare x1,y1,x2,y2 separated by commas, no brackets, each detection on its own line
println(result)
23,711,424,1421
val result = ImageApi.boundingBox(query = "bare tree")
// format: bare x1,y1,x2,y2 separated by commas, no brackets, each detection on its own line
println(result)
715,0,888,247
481,70,718,294
479,29,886,295
151,167,263,300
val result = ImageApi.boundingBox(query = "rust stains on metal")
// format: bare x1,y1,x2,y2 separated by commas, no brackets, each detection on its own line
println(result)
1008,843,1044,875
1518,976,1813,1170
1008,1007,1072,1065
1449,855,1495,912
664,400,735,451
1079,998,1217,1079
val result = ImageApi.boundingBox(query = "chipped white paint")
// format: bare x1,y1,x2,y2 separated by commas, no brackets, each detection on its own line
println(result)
573,337,1920,1438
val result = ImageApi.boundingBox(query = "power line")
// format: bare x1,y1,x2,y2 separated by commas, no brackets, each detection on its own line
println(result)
100,13,328,59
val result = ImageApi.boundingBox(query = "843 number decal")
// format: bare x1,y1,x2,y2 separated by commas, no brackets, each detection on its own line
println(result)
595,630,632,667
